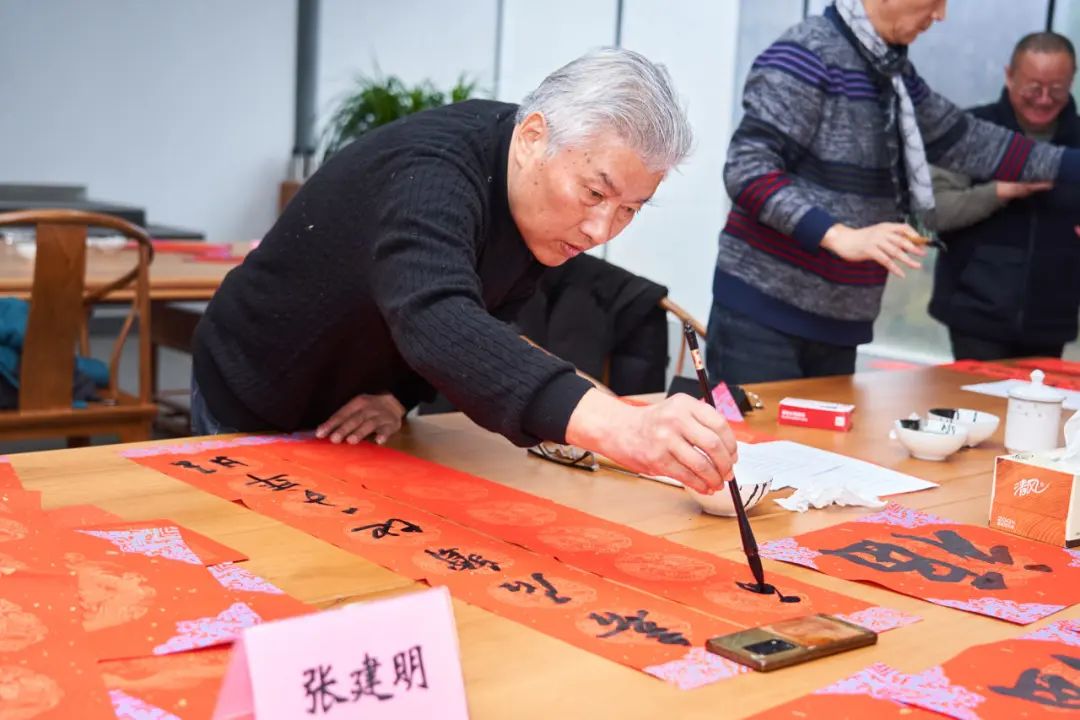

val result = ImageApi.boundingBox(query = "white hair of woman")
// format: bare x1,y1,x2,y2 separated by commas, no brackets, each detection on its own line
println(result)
516,47,693,173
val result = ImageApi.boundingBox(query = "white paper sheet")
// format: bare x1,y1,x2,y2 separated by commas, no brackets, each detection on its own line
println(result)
734,440,938,496
961,379,1080,411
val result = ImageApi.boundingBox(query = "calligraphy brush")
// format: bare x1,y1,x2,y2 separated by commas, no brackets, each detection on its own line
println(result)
681,322,768,591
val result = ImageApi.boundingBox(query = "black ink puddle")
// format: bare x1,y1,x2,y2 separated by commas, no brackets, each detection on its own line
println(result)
737,581,802,603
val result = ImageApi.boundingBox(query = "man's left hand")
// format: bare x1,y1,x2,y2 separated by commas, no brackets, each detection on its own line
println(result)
316,393,406,445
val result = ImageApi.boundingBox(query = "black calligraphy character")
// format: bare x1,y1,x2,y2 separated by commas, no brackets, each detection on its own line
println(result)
352,518,423,539
209,455,247,469
989,654,1080,708
424,547,501,572
393,645,428,691
341,507,359,515
303,489,333,506
893,530,1014,565
588,610,691,646
171,460,214,475
499,572,571,604
302,664,347,714
892,530,1054,574
819,539,1007,590
350,654,393,702
245,473,299,492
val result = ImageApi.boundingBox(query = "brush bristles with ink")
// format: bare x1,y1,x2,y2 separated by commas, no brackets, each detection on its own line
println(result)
681,322,769,593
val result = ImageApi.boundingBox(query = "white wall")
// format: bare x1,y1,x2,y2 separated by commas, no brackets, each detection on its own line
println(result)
496,0,618,104
2,0,741,325
607,1,742,325
0,0,295,242
318,0,498,138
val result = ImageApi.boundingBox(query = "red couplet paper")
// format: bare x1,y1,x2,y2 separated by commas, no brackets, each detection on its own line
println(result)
60,527,309,661
943,359,1080,391
126,435,919,690
0,494,115,719
751,619,1080,719
0,460,22,489
760,503,1080,624
747,663,940,719
102,647,232,719
269,439,905,632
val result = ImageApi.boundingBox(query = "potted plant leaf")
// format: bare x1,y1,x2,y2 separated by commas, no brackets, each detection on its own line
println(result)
320,72,479,161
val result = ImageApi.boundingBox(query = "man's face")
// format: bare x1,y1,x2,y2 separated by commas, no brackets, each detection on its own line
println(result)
1007,51,1076,133
874,0,947,46
508,113,664,267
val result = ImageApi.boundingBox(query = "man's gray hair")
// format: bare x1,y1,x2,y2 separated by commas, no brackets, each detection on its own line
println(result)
516,47,692,173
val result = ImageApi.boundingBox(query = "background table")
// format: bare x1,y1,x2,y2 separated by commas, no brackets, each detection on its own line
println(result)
0,241,247,301
8,366,1077,718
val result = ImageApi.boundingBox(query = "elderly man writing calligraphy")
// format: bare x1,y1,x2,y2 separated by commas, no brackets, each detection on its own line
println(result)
191,49,738,494
707,0,1080,384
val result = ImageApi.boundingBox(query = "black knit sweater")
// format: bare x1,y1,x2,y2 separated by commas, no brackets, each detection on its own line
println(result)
192,100,592,446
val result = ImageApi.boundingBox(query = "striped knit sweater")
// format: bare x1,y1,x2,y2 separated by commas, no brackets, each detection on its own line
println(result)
714,5,1080,345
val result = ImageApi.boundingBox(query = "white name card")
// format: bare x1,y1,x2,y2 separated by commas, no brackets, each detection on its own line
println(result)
213,586,469,719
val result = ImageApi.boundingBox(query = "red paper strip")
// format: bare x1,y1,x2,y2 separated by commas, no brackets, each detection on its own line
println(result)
943,359,1080,391
102,647,231,719
232,471,746,685
270,440,895,631
0,460,23,489
83,519,247,566
1014,357,1080,377
760,503,1080,624
126,435,917,689
753,620,1080,719
0,498,116,719
0,574,117,719
60,528,309,661
748,663,939,719
902,635,1080,718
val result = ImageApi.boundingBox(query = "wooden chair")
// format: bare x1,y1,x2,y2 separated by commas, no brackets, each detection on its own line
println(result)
0,209,157,444
660,297,706,378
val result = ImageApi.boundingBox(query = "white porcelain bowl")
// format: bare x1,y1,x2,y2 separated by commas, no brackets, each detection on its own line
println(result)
892,417,968,461
685,463,772,517
928,407,1000,447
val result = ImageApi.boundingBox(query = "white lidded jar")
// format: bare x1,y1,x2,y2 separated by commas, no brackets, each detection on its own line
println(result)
1004,370,1066,453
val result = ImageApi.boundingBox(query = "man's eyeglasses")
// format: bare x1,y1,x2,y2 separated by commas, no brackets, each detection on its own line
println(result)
1018,83,1072,102
528,442,600,470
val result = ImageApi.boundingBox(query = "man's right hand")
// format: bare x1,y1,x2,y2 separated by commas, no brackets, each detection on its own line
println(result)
820,222,927,278
995,180,1052,202
564,389,738,494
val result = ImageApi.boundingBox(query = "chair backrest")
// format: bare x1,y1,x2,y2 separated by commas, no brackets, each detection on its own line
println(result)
0,209,155,411
660,297,706,378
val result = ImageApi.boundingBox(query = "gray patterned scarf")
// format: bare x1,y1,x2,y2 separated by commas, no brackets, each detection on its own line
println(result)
836,0,935,229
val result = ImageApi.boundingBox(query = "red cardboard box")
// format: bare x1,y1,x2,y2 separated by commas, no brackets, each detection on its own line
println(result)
778,397,854,432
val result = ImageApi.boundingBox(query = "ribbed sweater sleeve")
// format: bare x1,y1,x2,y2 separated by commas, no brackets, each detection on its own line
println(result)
725,41,839,251
909,68,1067,184
369,153,592,447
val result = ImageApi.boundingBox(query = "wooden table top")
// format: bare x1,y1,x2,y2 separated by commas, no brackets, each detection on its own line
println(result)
8,366,1077,718
0,241,249,301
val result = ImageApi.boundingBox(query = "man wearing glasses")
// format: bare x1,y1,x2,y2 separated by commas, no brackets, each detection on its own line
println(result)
930,32,1080,360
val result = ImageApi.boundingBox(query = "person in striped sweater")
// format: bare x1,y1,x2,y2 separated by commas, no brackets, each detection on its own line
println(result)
708,0,1080,384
